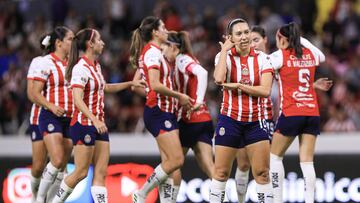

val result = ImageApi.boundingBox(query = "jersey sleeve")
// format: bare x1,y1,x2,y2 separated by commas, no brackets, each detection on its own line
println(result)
144,47,162,70
71,65,89,88
259,52,274,75
27,57,42,80
176,54,197,74
269,50,283,70
300,37,325,65
31,57,50,82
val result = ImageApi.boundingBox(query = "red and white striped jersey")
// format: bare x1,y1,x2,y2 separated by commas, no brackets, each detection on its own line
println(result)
270,47,320,116
27,56,43,125
262,97,273,120
31,53,73,117
70,56,106,126
139,42,175,113
174,54,211,123
215,48,274,122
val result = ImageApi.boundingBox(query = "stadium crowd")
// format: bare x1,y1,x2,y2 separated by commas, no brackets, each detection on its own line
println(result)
0,0,359,135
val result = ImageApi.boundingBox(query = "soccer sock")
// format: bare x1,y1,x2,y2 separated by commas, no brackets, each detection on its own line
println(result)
270,153,284,203
36,162,60,202
158,178,174,203
235,168,249,203
91,186,108,203
300,162,316,203
51,180,73,203
46,171,64,203
209,179,226,203
256,182,274,203
172,185,180,203
138,164,169,197
30,175,40,202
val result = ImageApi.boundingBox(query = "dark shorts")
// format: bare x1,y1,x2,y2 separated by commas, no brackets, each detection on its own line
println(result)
143,106,178,137
215,114,270,148
27,124,42,142
275,113,320,136
178,120,214,148
70,122,109,146
38,109,70,138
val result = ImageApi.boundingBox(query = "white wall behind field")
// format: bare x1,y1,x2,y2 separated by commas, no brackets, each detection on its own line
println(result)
0,133,360,157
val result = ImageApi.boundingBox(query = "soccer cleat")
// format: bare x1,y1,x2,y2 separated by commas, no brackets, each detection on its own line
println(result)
132,190,146,203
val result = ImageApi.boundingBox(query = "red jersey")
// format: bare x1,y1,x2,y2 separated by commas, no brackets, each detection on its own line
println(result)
215,48,274,122
70,56,106,126
139,43,175,113
174,54,211,123
270,48,320,116
27,56,43,125
31,53,73,117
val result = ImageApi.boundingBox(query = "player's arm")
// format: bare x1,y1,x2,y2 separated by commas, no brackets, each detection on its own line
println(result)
149,68,193,108
32,80,65,116
131,69,146,97
214,36,234,84
237,72,273,97
300,37,325,63
104,80,146,93
72,87,107,134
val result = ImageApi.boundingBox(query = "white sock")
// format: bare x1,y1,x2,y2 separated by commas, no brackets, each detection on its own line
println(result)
270,153,284,203
172,185,180,203
139,164,169,197
91,185,108,203
36,162,60,202
158,178,174,203
235,168,249,203
46,172,64,203
209,179,226,203
256,182,274,203
30,175,40,203
300,162,316,203
51,180,73,203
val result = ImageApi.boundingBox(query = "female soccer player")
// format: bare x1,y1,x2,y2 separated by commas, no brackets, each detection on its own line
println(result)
26,55,47,203
51,28,145,203
211,18,274,203
31,26,74,203
234,25,332,203
226,22,328,203
161,31,214,202
129,16,193,203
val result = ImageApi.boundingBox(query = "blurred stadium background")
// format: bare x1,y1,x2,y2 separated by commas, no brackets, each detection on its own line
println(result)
0,0,359,202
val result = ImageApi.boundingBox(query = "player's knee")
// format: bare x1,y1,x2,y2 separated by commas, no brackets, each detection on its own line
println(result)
253,167,270,183
238,162,250,171
169,153,184,169
214,167,230,181
51,156,64,169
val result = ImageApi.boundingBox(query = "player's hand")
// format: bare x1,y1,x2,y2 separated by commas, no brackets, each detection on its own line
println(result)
220,83,241,90
314,78,333,91
219,35,237,51
186,103,203,119
49,104,65,117
93,119,108,135
179,94,194,110
132,79,147,88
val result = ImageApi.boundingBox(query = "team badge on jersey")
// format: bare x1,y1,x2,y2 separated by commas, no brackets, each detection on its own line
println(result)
47,124,55,132
164,120,172,129
84,134,91,144
219,127,225,136
241,67,249,76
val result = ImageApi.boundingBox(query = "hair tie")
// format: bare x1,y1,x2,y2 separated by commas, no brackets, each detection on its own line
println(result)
41,35,51,47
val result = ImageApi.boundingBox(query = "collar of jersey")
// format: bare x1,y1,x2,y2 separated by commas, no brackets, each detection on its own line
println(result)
50,52,67,66
81,55,98,68
230,47,257,57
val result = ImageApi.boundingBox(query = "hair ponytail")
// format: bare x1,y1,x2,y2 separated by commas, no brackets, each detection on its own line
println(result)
65,28,95,81
129,16,161,69
40,26,71,55
279,22,303,58
129,28,143,69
